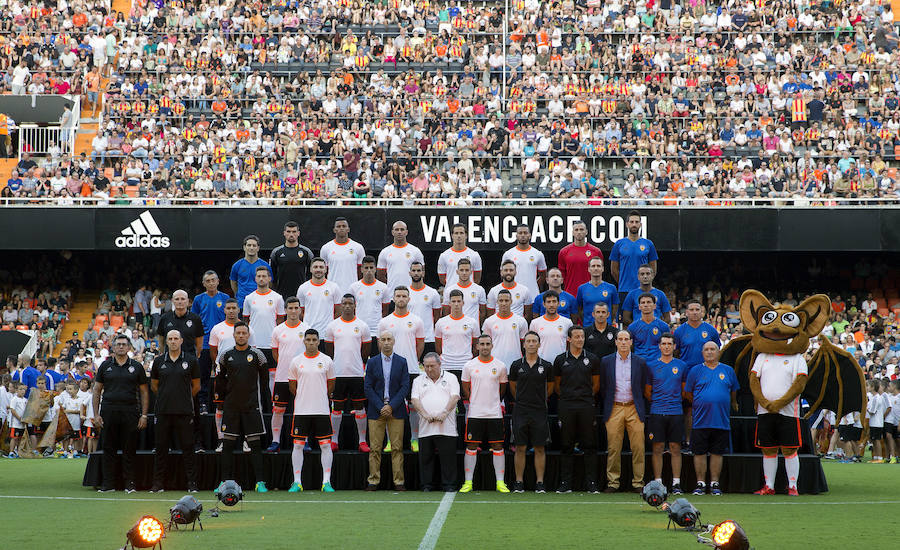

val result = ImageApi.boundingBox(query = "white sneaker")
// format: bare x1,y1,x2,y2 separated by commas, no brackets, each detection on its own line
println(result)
215,442,223,453
243,441,251,453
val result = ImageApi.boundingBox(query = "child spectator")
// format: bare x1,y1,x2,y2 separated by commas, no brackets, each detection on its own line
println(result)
58,382,83,458
8,383,27,458
865,379,887,463
882,379,898,463
78,378,97,455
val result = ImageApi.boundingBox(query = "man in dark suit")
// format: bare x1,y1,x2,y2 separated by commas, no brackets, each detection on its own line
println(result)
599,330,649,493
364,331,411,491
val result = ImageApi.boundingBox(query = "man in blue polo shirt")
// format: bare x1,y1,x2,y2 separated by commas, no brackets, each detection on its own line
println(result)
191,269,229,412
533,267,577,320
644,333,687,494
627,294,670,361
575,257,618,326
621,265,671,325
13,357,55,396
684,342,739,496
229,234,272,308
674,302,721,370
610,210,658,308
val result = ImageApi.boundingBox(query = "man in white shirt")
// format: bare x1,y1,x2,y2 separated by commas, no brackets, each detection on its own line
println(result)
411,352,461,491
437,223,483,286
482,290,528,369
324,295,372,453
487,260,534,320
266,297,309,452
296,258,341,339
435,290,480,373
349,256,390,355
529,292,574,363
287,329,336,492
377,221,425,292
442,258,487,324
501,224,547,297
408,261,441,355
320,217,366,294
459,335,510,493
242,265,285,368
378,286,425,449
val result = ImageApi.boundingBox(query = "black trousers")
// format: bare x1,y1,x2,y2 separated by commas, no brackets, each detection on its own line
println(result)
153,414,197,488
198,349,213,408
419,435,458,491
559,406,598,485
100,409,138,489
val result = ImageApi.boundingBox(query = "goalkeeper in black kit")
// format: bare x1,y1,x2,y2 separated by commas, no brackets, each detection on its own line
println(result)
215,321,270,493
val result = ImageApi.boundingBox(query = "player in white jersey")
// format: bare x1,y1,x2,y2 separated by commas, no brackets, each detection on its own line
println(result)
442,258,486,324
883,379,899,463
437,223,483,287
242,266,285,358
435,290,479,372
210,299,253,446
296,257,341,337
378,286,425,448
77,377,97,454
459,334,510,493
486,260,534,320
501,224,547,298
266,297,310,452
287,329,337,492
348,256,390,352
482,289,528,370
377,220,425,292
324,295,372,452
320,217,366,294
529,291,574,363
58,381,83,458
408,261,441,353
865,379,888,462
750,351,808,495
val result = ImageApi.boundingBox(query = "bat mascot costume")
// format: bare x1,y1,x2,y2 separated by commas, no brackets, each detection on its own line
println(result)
721,290,866,495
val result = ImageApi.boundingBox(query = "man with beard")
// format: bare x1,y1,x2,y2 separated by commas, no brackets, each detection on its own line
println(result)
487,260,534,320
610,210,658,306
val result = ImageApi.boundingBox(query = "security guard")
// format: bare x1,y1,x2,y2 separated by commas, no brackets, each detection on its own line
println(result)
216,321,270,492
269,221,314,298
553,326,601,494
92,334,149,493
584,303,618,360
150,330,201,493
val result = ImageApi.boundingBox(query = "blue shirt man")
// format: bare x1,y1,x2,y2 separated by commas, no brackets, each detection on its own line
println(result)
229,236,273,308
628,317,670,361
685,361,739,431
621,287,671,323
576,281,619,326
610,212,658,295
646,356,687,416
191,271,229,349
674,303,721,371
13,365,54,396
533,290,577,319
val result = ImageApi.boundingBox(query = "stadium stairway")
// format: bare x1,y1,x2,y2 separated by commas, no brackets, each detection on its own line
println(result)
54,292,99,356
0,158,16,190
73,123,98,158
111,0,132,15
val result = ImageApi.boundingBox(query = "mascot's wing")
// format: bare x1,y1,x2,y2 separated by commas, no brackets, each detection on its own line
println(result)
720,334,754,391
802,335,867,420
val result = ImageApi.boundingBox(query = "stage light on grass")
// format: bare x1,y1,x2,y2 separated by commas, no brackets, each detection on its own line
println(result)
217,480,243,507
124,515,164,549
709,520,749,550
169,495,203,531
641,480,668,508
665,498,700,530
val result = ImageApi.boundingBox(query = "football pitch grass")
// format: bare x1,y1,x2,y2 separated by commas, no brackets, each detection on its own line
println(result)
2,459,898,549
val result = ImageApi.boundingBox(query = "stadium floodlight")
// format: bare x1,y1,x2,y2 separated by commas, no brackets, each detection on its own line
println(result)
124,515,164,549
700,520,750,550
665,498,700,530
169,495,203,531
217,480,243,507
641,480,668,508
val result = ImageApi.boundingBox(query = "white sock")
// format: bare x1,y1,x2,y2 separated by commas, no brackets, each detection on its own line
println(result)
353,410,367,443
464,449,477,482
271,406,286,444
763,454,777,489
492,450,505,482
331,411,343,444
655,478,662,483
319,440,333,484
409,410,419,440
291,441,305,484
215,409,223,440
785,453,799,488
673,477,680,485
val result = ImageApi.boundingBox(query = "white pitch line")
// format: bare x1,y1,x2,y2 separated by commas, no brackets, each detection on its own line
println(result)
418,492,456,550
0,494,897,506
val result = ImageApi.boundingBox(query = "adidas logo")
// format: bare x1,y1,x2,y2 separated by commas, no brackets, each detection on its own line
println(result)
115,211,171,248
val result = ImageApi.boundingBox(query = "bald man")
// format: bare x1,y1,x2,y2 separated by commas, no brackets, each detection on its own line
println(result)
150,330,201,492
157,290,204,357
377,221,425,293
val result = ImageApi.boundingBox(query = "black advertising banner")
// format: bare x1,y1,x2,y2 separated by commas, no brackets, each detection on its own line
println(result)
0,208,93,250
0,206,896,252
94,208,190,250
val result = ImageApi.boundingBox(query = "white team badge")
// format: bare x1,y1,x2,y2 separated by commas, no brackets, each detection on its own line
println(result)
602,291,608,297
186,320,193,327
607,333,613,340
441,380,447,387
470,292,476,298
538,366,544,374
560,301,567,307
515,293,521,300
247,354,253,362
702,331,708,338
585,251,591,257
354,327,360,333
640,245,646,251
583,358,589,365
298,251,304,257
182,361,188,370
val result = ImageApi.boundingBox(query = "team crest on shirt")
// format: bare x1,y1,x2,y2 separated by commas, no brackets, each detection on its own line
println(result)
719,373,725,380
441,380,447,387
186,320,193,327
602,291,608,297
649,433,654,441
216,301,223,308
267,300,273,305
515,293,521,300
512,323,518,329
354,327,360,333
560,301,567,307
463,324,469,330
375,290,381,296
247,354,253,362
672,367,678,374
640,245,646,251
583,358,589,365
652,328,659,335
128,366,135,373
324,290,330,296
491,368,497,375
407,321,413,328
538,366,544,374
317,363,323,369
784,360,789,365
585,251,592,257
182,361,188,370
470,292,476,298
702,331,708,338
607,332,614,340
557,325,563,331
405,252,411,258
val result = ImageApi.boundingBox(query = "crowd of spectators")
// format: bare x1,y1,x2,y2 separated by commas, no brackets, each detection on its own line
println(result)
2,0,900,204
